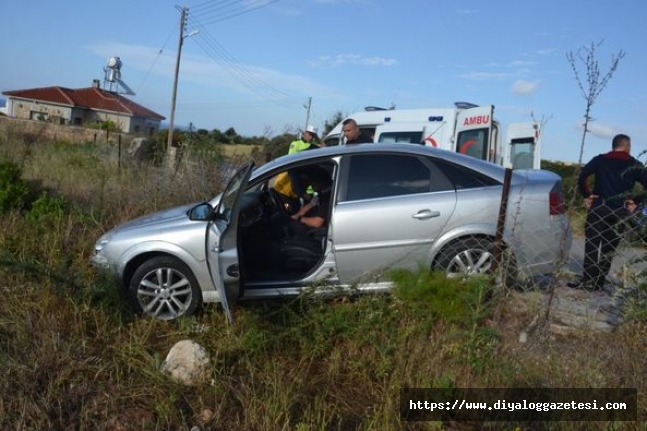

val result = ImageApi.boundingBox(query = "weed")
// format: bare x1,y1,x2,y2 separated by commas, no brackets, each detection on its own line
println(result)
0,126,646,429
0,159,30,212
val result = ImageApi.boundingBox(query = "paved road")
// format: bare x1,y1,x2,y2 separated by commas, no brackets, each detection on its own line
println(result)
567,234,647,283
515,234,647,335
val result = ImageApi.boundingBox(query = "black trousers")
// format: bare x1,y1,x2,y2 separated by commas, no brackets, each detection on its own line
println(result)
582,204,628,288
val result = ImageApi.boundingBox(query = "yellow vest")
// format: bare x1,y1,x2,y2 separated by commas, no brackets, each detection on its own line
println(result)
288,139,312,154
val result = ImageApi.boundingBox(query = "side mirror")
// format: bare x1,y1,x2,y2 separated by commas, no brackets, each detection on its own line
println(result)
189,202,214,221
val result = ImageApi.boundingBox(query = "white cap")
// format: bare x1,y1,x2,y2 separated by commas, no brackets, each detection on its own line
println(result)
304,125,317,135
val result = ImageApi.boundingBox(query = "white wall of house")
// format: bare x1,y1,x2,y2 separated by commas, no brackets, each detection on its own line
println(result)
5,97,161,136
7,98,72,124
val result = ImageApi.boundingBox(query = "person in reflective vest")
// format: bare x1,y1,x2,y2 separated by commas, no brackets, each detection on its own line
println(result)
287,125,320,201
288,125,319,154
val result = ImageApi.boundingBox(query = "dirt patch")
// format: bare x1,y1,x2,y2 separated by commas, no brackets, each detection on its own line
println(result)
493,282,627,350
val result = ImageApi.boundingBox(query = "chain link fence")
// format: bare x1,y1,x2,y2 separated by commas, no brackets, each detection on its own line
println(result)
566,203,647,311
504,195,647,328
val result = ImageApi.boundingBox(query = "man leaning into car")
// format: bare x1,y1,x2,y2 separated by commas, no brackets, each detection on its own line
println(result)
287,167,332,234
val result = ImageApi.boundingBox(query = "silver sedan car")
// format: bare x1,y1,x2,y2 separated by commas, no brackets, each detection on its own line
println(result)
91,144,572,321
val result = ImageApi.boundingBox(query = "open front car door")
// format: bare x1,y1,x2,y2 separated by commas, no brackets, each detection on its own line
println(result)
206,162,254,322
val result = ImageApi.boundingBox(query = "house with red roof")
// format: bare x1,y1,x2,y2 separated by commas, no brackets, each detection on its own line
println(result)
2,80,165,136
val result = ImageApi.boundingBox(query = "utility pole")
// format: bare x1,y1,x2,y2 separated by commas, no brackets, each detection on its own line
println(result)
167,6,188,170
304,97,312,129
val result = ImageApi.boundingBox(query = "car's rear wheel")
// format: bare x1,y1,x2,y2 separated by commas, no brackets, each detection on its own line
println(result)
434,237,518,288
129,256,202,320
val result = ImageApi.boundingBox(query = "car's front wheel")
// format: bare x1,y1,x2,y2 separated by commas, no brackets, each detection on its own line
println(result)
434,237,517,288
129,256,202,320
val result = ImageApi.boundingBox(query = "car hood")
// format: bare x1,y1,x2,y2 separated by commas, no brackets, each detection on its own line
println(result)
110,203,199,234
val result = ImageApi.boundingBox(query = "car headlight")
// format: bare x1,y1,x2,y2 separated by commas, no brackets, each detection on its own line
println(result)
91,234,114,267
94,234,113,253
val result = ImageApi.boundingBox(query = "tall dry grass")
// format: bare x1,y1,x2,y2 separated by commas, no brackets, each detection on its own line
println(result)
0,128,645,430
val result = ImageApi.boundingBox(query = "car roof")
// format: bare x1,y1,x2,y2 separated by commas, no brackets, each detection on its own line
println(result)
254,143,507,180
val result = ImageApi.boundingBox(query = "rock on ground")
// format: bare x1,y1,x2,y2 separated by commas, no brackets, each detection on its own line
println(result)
161,339,211,386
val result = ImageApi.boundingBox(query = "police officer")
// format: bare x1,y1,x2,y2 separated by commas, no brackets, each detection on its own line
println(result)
288,125,319,154
286,125,320,204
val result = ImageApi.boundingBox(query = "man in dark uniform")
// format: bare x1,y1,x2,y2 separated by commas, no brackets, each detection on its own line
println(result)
342,118,373,144
569,133,647,290
268,167,332,273
288,167,332,233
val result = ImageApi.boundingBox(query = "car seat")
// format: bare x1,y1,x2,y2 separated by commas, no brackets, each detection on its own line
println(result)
280,234,322,273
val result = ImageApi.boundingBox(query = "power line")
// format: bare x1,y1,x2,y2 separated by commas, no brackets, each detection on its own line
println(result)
190,0,270,16
189,0,279,26
135,22,178,93
190,0,244,13
185,13,294,106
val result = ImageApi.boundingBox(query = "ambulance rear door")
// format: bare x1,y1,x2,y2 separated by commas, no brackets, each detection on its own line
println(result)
504,123,540,169
453,105,495,163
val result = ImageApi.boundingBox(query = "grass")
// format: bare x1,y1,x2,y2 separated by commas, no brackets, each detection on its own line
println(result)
0,127,646,430
220,143,260,159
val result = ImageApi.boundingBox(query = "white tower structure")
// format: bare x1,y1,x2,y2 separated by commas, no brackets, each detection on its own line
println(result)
103,56,135,95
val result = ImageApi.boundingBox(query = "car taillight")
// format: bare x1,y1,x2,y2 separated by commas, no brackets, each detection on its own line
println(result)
549,183,565,215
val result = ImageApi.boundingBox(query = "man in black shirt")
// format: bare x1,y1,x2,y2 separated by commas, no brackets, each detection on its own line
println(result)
569,134,647,291
342,118,373,144
289,167,332,232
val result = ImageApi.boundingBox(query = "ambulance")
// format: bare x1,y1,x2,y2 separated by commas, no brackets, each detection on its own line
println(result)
323,102,541,169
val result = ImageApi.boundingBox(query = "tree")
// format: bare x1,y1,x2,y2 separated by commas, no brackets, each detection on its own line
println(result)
322,111,346,137
224,127,238,144
566,40,625,167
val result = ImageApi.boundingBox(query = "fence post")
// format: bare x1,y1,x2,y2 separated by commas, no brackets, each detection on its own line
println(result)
492,167,513,277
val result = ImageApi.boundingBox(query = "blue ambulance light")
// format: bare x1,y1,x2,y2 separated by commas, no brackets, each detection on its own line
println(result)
428,116,443,122
384,117,391,122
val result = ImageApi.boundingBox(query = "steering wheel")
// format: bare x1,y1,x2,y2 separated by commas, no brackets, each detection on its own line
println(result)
268,188,291,217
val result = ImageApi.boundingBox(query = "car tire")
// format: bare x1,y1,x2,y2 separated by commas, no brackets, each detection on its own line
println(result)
434,237,518,288
129,256,202,320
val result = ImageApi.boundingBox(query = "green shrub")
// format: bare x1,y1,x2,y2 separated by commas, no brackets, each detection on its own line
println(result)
390,267,493,324
26,192,67,224
0,159,30,213
251,133,294,163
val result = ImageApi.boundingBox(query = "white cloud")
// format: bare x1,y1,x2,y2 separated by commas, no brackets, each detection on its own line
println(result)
537,48,557,56
308,54,397,67
582,121,616,139
512,80,540,95
87,41,339,101
509,60,536,67
313,0,370,4
459,71,509,81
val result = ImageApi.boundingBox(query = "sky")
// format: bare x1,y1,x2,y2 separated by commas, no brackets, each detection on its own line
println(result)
2,0,646,163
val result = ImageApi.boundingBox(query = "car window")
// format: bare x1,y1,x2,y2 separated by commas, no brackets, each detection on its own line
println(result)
378,131,423,144
216,162,254,223
434,159,500,189
342,154,451,202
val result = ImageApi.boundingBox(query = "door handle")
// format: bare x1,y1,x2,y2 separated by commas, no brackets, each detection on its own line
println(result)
411,210,440,219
